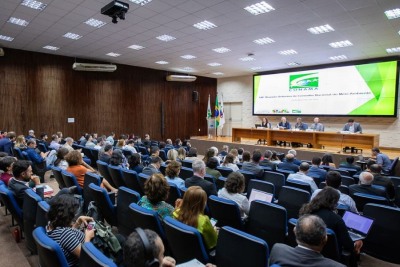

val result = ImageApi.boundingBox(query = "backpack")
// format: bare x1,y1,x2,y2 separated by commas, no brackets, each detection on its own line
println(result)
86,201,103,222
92,221,123,264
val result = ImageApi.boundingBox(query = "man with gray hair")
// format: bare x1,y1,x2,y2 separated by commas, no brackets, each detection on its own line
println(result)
287,149,301,165
62,137,75,152
287,162,318,193
349,171,388,199
185,159,217,197
270,215,345,266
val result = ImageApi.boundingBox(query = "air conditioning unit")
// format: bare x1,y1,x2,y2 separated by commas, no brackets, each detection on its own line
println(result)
72,62,117,72
166,75,197,82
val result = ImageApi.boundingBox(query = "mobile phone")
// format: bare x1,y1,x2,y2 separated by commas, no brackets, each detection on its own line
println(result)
210,218,218,227
87,222,96,230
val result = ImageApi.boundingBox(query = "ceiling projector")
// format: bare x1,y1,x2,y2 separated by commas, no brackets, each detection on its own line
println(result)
101,0,129,24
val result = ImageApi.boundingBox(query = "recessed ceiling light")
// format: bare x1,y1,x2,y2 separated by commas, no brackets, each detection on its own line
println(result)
43,45,59,51
329,40,353,48
208,62,222,67
286,62,301,66
156,34,176,42
239,57,255,61
7,17,29,26
278,49,297,55
21,0,47,10
213,72,224,75
307,24,335,34
106,52,121,57
155,61,169,64
253,37,275,45
212,47,231,53
129,0,152,6
193,20,217,30
329,55,347,61
244,1,275,15
386,47,400,54
0,35,14,41
128,44,145,50
181,55,196,59
385,8,400,19
181,67,194,72
84,18,106,28
251,67,262,70
63,32,82,40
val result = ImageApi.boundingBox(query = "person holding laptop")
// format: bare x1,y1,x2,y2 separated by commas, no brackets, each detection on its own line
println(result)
300,187,362,267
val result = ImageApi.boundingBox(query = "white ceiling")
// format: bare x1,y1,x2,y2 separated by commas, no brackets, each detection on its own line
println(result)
1,0,399,78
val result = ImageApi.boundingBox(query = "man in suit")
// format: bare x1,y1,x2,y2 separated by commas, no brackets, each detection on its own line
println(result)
309,117,324,132
342,119,362,133
278,117,291,129
349,171,388,199
259,150,277,171
0,131,16,155
307,157,327,183
185,159,217,197
278,154,299,173
25,139,49,165
142,156,162,176
270,214,345,267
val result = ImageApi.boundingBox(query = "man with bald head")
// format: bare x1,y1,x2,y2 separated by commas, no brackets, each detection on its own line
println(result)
277,153,299,173
270,214,345,267
349,171,388,199
287,162,318,193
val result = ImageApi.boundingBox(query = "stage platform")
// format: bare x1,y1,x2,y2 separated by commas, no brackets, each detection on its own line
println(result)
189,136,400,176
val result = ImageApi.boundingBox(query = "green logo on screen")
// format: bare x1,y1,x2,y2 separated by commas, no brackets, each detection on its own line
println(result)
289,72,319,91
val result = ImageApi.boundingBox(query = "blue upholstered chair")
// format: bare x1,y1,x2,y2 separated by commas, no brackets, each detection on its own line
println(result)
208,195,244,229
80,241,117,267
36,200,50,228
277,186,310,219
33,227,69,267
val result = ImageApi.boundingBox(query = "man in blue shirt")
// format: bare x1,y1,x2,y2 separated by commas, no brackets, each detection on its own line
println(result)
0,131,16,155
25,139,48,165
371,147,391,173
307,157,327,183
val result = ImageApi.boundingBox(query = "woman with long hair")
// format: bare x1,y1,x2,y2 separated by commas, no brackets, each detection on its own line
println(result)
221,153,239,171
128,153,143,174
321,153,336,169
177,147,186,161
14,135,27,150
165,160,185,190
167,149,178,163
173,186,218,250
202,149,215,165
47,194,95,267
110,149,129,169
300,187,362,265
0,156,17,185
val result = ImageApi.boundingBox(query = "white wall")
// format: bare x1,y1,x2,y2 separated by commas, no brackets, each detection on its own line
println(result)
217,75,400,148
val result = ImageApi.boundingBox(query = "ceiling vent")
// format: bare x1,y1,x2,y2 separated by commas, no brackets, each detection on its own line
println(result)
72,63,117,72
166,75,197,82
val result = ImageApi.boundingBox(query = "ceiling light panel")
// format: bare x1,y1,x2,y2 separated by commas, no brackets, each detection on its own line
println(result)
181,67,194,72
208,63,221,66
181,55,196,59
307,24,334,34
84,18,106,28
329,40,353,48
193,20,217,30
212,47,231,53
156,34,176,42
244,1,275,15
253,37,275,45
63,32,82,40
0,35,14,41
128,44,145,50
329,55,347,61
278,49,297,55
43,45,59,50
7,17,29,27
129,0,152,6
155,61,169,64
106,52,121,57
384,9,400,19
239,57,255,61
21,0,47,10
213,72,224,75
286,62,300,66
386,47,400,53
251,67,262,70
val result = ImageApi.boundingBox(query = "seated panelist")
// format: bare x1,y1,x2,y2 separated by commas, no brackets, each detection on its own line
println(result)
343,119,362,133
278,117,291,129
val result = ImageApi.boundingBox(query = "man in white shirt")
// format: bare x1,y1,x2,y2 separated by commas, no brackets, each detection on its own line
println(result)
123,139,138,153
287,162,318,193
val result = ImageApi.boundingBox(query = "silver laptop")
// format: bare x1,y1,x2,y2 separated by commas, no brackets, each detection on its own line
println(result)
248,189,273,204
342,211,374,241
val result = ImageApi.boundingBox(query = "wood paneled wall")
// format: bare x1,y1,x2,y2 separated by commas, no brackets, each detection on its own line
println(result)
0,48,217,141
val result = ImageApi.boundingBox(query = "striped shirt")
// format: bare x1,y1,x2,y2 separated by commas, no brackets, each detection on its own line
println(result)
47,227,85,267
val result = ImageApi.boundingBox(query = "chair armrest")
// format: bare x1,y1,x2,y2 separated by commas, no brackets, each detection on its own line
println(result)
107,192,116,205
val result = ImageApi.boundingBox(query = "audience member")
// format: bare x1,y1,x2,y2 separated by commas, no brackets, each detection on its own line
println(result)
26,129,36,140
307,157,327,182
339,156,362,174
165,161,185,190
186,147,198,161
185,160,217,197
237,148,244,161
177,147,186,161
321,153,336,169
221,153,239,171
84,134,96,149
26,139,49,166
116,139,125,149
259,150,277,170
138,173,174,219
123,139,138,153
0,131,16,155
229,148,240,163
278,154,299,173
0,156,17,185
218,172,249,219
142,156,162,176
241,150,264,178
128,153,144,174
53,147,70,170
270,214,345,267
271,151,281,163
287,149,302,165
369,164,395,201
206,157,222,180
106,132,115,145
287,162,318,193
218,145,229,158
49,134,62,150
63,137,75,152
37,133,49,150
371,147,391,173
166,149,178,163
110,149,129,169
14,135,27,150
99,144,113,164
349,171,387,199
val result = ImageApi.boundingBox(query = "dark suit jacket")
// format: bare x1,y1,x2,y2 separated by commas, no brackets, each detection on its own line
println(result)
270,244,345,267
259,159,277,170
277,161,299,173
185,175,217,197
241,162,264,178
342,122,362,133
0,138,13,156
372,174,395,200
349,184,388,199
278,121,291,129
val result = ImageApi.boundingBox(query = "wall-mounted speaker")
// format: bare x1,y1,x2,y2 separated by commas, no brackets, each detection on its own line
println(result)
192,91,199,102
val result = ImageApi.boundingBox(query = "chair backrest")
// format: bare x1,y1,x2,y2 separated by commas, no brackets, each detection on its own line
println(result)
336,169,350,176
239,170,256,191
208,195,243,229
179,167,194,180
246,180,275,199
83,172,102,212
385,157,399,176
216,176,227,190
204,174,217,192
247,200,287,250
166,182,181,206
117,187,140,237
61,170,82,194
121,169,144,195
285,179,311,194
341,176,355,186
263,171,285,198
278,186,310,219
122,149,133,158
181,159,193,168
338,167,358,177
23,189,42,254
51,166,67,189
90,148,99,163
128,203,166,240
138,146,148,155
36,200,50,227
163,216,209,264
216,166,233,177
33,227,69,267
275,169,294,178
80,242,117,267
96,160,116,188
13,147,25,160
108,165,126,188
159,149,167,161
88,183,117,226
138,173,150,193
363,204,400,264
216,226,269,267
352,193,390,212
321,228,341,262
338,185,350,195
0,184,23,225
